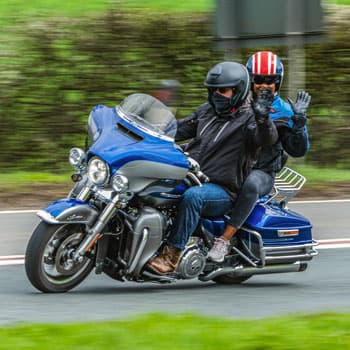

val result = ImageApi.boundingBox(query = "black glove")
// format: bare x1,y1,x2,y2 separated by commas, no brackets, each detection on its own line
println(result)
287,91,311,129
251,88,274,124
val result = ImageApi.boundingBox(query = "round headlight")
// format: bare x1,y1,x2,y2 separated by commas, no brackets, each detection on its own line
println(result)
69,148,86,168
112,175,129,192
87,157,109,185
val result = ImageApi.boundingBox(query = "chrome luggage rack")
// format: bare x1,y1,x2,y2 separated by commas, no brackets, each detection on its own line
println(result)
265,167,306,205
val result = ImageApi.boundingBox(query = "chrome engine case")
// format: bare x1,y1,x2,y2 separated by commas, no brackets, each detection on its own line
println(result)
176,238,206,279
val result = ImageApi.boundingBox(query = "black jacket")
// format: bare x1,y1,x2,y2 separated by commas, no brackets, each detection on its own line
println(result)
175,102,278,199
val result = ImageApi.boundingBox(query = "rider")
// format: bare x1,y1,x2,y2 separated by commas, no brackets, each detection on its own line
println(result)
147,61,278,274
207,50,311,262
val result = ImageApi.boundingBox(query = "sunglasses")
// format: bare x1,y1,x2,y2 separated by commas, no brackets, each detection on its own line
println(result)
213,87,233,94
252,75,280,85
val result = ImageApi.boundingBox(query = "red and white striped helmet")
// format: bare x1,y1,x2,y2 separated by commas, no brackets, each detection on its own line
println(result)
246,51,284,92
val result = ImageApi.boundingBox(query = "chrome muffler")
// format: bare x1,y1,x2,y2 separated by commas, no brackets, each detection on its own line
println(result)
199,261,306,282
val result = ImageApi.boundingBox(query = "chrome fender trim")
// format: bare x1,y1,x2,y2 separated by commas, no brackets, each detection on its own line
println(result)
37,205,99,225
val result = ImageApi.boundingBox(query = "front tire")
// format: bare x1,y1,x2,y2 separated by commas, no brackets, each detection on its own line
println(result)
25,221,95,293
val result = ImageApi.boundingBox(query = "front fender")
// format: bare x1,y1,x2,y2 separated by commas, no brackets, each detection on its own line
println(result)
37,198,99,225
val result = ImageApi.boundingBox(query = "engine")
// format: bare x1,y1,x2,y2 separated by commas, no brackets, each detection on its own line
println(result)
176,238,207,279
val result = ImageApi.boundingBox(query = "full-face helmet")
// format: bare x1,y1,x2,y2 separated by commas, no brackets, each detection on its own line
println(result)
205,61,250,110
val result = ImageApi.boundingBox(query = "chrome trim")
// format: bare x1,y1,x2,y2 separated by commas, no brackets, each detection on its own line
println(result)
77,186,92,201
186,172,202,186
199,261,304,282
264,242,318,251
37,210,60,224
73,194,120,261
127,228,149,274
142,270,176,283
159,193,182,199
265,251,318,261
239,226,266,267
265,167,306,205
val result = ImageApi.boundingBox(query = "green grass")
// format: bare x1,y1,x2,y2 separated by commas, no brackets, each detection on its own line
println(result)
0,171,69,186
1,164,349,189
0,313,350,349
0,171,70,192
290,163,350,184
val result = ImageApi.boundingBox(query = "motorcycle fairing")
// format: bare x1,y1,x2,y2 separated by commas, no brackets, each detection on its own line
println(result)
87,105,189,193
38,199,99,225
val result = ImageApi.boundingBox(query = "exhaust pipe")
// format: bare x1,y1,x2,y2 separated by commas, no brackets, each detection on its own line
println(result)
199,261,307,282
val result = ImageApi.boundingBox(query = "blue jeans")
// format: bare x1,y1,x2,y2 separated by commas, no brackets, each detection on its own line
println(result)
167,183,233,250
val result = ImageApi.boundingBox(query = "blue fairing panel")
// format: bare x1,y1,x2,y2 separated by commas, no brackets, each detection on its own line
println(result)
245,203,313,246
40,198,98,225
44,199,88,216
87,106,188,172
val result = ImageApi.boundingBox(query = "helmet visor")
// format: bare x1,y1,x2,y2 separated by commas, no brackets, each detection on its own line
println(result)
252,74,280,85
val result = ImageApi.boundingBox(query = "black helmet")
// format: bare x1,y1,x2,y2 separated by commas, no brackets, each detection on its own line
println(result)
205,61,250,109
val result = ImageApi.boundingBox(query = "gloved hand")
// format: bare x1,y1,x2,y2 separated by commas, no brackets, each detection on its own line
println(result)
287,91,311,129
251,88,274,124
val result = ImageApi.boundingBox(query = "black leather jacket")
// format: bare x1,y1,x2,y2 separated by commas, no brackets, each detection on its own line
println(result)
175,101,278,199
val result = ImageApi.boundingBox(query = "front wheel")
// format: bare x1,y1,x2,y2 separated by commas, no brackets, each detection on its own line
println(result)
25,221,95,293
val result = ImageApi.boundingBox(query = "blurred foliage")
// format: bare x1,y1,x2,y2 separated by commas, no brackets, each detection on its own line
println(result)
0,7,349,172
1,312,350,350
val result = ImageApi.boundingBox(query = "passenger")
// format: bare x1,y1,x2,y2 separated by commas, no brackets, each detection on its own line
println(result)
207,51,311,262
147,61,278,274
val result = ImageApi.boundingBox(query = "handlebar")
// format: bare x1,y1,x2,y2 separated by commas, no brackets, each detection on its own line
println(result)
185,156,210,186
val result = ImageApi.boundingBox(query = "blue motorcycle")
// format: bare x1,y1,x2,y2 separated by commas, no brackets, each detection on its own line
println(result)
25,93,318,293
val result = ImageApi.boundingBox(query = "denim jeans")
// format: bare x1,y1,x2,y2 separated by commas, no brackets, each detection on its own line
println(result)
167,183,233,250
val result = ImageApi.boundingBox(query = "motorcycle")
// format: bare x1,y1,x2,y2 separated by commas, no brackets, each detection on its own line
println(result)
25,93,318,293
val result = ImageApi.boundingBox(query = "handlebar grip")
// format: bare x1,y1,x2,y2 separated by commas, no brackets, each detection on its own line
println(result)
197,171,210,183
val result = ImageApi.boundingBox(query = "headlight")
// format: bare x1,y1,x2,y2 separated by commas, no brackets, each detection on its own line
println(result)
69,148,86,168
87,157,109,185
112,174,129,192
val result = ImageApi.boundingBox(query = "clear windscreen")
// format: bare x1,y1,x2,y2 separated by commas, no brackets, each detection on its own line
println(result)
117,93,177,139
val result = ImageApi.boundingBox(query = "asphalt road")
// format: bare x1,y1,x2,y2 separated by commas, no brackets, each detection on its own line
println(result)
1,200,350,256
0,200,349,325
0,248,349,325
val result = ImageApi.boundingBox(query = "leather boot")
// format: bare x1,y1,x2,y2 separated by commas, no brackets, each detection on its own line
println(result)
147,245,182,274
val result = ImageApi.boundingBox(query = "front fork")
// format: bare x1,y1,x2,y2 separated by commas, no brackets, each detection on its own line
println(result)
72,187,121,262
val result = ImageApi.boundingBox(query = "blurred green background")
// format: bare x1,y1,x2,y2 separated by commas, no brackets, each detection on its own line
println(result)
0,0,349,184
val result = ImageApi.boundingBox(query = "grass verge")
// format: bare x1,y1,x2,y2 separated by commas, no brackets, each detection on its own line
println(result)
0,312,350,349
1,164,349,189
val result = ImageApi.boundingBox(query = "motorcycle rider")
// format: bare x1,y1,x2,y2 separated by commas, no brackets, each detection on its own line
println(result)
207,51,311,262
147,61,278,274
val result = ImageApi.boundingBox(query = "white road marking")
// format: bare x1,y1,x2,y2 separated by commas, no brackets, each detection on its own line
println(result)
290,199,350,204
1,239,349,266
0,210,37,214
1,199,350,215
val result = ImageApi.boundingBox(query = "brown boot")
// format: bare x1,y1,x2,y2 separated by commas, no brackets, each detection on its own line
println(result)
147,245,182,274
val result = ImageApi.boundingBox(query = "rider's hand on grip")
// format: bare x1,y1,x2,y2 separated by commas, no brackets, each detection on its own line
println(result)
251,88,274,124
197,171,210,184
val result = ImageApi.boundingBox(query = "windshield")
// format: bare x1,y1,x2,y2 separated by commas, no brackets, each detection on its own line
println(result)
117,93,177,139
